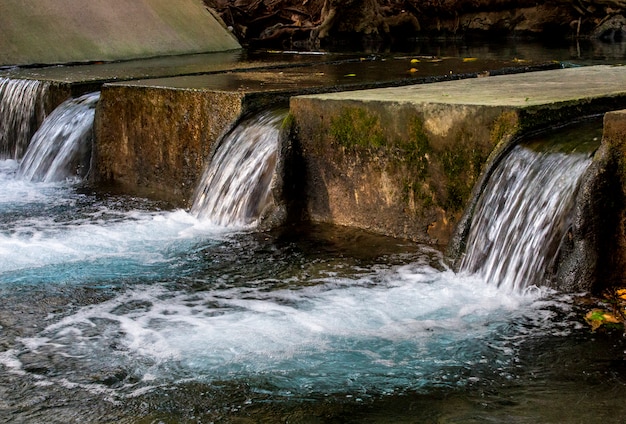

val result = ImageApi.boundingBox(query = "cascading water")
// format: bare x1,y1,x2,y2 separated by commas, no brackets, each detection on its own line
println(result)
191,110,285,227
0,77,49,159
18,92,100,182
0,87,616,423
459,140,594,292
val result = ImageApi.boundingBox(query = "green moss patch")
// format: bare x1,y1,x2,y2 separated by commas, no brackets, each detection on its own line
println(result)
329,107,386,149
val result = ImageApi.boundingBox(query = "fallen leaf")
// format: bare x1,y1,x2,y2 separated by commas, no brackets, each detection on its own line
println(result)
585,308,621,332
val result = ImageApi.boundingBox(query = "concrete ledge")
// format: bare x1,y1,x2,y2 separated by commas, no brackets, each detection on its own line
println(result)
91,59,552,206
289,65,626,244
0,0,240,66
92,85,247,205
91,69,337,205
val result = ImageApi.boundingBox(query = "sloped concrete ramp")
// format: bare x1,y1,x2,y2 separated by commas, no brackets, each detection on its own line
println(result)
0,0,240,66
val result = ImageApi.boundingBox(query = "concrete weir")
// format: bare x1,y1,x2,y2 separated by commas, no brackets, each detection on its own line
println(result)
92,69,357,204
289,65,626,245
91,58,551,205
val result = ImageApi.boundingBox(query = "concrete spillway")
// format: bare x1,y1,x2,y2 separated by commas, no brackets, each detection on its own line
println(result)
0,0,240,67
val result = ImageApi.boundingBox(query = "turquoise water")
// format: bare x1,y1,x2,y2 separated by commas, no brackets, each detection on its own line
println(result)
1,146,625,422
1,50,626,420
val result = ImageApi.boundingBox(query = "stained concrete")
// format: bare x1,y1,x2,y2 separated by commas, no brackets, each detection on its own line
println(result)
586,109,626,290
0,0,240,67
92,57,554,206
289,65,626,244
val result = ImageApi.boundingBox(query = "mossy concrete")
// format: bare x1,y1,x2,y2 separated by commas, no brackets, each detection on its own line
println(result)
0,0,240,67
289,65,626,244
90,66,341,205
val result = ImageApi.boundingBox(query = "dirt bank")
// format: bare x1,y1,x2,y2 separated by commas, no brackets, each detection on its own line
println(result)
204,0,626,49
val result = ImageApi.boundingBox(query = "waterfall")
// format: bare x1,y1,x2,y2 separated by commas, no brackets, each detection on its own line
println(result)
18,92,100,182
459,144,593,292
0,77,49,159
191,110,286,227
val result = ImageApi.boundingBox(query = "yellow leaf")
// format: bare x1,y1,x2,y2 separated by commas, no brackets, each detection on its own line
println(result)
409,68,418,73
463,57,478,62
344,73,356,77
585,308,621,332
410,58,420,63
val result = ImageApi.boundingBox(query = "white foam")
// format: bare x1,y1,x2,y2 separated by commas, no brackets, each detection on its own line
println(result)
0,196,233,279
0,349,25,375
17,264,554,394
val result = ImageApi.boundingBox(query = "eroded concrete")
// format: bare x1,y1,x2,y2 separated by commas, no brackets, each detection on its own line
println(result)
289,65,626,244
582,109,626,290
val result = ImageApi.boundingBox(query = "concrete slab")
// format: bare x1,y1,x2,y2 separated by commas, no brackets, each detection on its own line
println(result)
92,57,556,205
289,65,626,244
296,65,626,108
0,0,240,67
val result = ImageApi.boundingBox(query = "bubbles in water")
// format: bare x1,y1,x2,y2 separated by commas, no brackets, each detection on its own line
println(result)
7,260,555,398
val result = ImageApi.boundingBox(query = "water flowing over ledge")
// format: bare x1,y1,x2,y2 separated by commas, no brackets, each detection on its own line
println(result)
460,143,594,292
0,78,49,159
191,110,286,227
18,92,100,182
0,63,625,421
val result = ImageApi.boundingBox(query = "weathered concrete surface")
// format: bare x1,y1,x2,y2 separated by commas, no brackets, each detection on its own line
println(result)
289,65,626,245
93,85,246,205
571,109,626,291
0,0,240,67
92,58,554,206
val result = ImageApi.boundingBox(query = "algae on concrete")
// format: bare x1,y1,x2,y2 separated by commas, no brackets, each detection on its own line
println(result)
289,97,512,244
289,65,626,245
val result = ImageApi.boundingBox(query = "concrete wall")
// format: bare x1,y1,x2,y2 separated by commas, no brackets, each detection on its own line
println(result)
289,66,626,245
92,84,248,205
288,99,519,244
0,0,240,67
583,109,626,290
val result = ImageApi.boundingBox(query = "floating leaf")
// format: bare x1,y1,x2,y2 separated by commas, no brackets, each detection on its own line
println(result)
463,57,478,62
411,58,420,63
344,73,356,77
585,308,621,332
409,68,418,73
